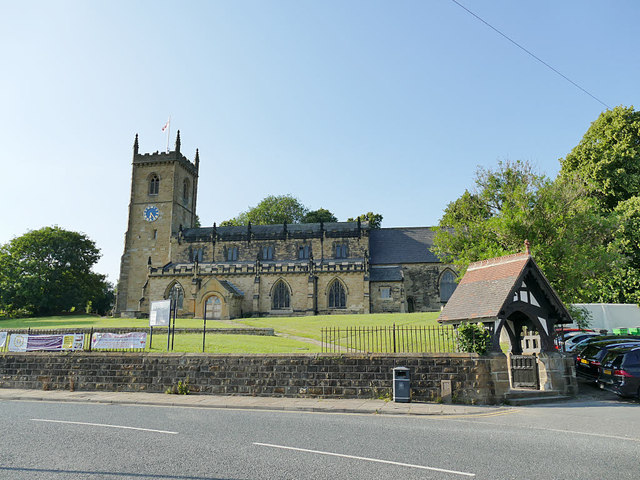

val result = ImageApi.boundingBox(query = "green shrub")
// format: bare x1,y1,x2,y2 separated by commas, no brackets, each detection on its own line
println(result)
456,322,492,355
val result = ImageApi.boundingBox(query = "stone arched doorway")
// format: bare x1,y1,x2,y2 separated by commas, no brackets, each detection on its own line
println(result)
204,295,223,320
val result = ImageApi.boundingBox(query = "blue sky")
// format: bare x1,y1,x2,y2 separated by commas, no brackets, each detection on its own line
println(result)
1,1,637,283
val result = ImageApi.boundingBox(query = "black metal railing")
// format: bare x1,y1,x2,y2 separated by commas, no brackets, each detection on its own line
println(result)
320,324,460,353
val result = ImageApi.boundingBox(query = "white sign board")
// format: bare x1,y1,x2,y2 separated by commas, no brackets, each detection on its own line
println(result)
0,331,7,348
150,300,171,327
91,332,147,350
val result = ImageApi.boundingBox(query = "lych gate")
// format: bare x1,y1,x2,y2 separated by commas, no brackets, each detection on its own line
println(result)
438,244,573,392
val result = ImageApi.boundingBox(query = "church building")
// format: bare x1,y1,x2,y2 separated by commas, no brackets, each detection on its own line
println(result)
115,133,456,319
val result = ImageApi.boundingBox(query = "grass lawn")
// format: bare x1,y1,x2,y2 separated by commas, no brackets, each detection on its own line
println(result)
235,312,441,341
145,333,322,354
0,312,442,353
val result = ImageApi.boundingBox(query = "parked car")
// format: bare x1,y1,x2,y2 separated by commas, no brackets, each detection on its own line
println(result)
555,331,593,350
563,333,602,352
575,340,640,382
598,346,640,398
571,335,640,355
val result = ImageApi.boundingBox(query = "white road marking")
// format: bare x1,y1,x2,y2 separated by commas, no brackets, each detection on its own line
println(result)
30,418,178,434
253,442,475,477
445,418,640,443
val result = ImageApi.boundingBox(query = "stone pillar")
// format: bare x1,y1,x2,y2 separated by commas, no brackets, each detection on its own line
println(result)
363,275,370,314
306,275,317,315
537,352,578,394
252,276,260,314
487,353,510,401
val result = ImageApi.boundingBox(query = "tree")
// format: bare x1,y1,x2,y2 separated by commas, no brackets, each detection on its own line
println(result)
561,106,640,211
560,106,640,303
302,208,337,223
221,195,308,226
0,227,114,316
348,212,383,229
433,161,619,303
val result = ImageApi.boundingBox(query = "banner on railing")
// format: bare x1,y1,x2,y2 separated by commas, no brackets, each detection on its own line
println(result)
0,332,7,348
91,332,147,350
8,333,84,352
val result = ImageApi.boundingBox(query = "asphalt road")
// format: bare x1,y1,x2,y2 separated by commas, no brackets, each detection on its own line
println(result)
1,389,638,480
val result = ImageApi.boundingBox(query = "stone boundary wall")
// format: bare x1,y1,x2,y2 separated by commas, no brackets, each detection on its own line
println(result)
0,352,512,404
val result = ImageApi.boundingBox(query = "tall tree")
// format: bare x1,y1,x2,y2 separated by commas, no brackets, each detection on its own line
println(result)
433,161,619,303
221,194,308,226
302,208,337,223
348,212,383,229
560,106,640,303
0,227,114,316
561,106,640,211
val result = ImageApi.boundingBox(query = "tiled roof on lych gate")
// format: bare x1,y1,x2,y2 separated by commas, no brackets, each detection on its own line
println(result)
369,227,439,265
438,253,530,323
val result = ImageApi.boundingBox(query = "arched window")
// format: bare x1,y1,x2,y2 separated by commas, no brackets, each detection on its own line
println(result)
272,281,290,310
328,280,346,309
168,283,184,309
183,178,190,203
439,270,457,303
149,174,159,195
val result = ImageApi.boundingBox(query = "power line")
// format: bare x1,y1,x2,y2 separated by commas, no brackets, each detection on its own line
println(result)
450,0,611,109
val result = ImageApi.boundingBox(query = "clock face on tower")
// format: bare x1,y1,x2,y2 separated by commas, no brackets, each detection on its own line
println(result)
143,205,160,222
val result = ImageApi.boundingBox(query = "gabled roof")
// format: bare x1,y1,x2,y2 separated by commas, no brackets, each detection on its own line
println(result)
369,227,439,264
438,252,571,324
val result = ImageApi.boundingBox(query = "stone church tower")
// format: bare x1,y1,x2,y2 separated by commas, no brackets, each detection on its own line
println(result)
115,132,199,317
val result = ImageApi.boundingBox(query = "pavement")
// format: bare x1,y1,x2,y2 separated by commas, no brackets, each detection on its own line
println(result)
0,388,514,416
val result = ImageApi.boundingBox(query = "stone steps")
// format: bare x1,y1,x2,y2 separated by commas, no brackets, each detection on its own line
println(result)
504,389,573,406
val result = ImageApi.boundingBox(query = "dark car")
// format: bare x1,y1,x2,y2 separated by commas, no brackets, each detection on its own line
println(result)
598,346,640,398
575,340,640,382
571,335,640,356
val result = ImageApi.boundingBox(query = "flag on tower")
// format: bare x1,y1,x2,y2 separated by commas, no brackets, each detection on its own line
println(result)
162,118,170,132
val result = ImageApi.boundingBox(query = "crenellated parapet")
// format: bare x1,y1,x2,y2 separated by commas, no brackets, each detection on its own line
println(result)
149,259,367,278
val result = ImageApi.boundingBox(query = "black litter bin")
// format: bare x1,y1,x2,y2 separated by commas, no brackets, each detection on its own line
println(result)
393,366,410,403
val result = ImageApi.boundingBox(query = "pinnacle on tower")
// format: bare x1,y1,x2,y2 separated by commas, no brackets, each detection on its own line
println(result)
175,130,181,154
133,134,139,155
195,148,200,170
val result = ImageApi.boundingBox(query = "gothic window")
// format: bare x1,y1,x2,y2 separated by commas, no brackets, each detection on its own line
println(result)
298,245,310,259
183,178,190,203
272,281,290,310
149,174,159,195
328,280,346,309
226,246,238,261
261,246,274,260
335,243,348,259
439,270,457,303
168,283,184,310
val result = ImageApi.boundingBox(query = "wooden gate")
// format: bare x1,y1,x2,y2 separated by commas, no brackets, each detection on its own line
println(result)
510,354,539,389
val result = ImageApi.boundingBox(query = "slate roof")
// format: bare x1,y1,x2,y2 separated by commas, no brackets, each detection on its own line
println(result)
369,227,439,265
369,266,404,282
438,253,530,323
219,280,244,297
